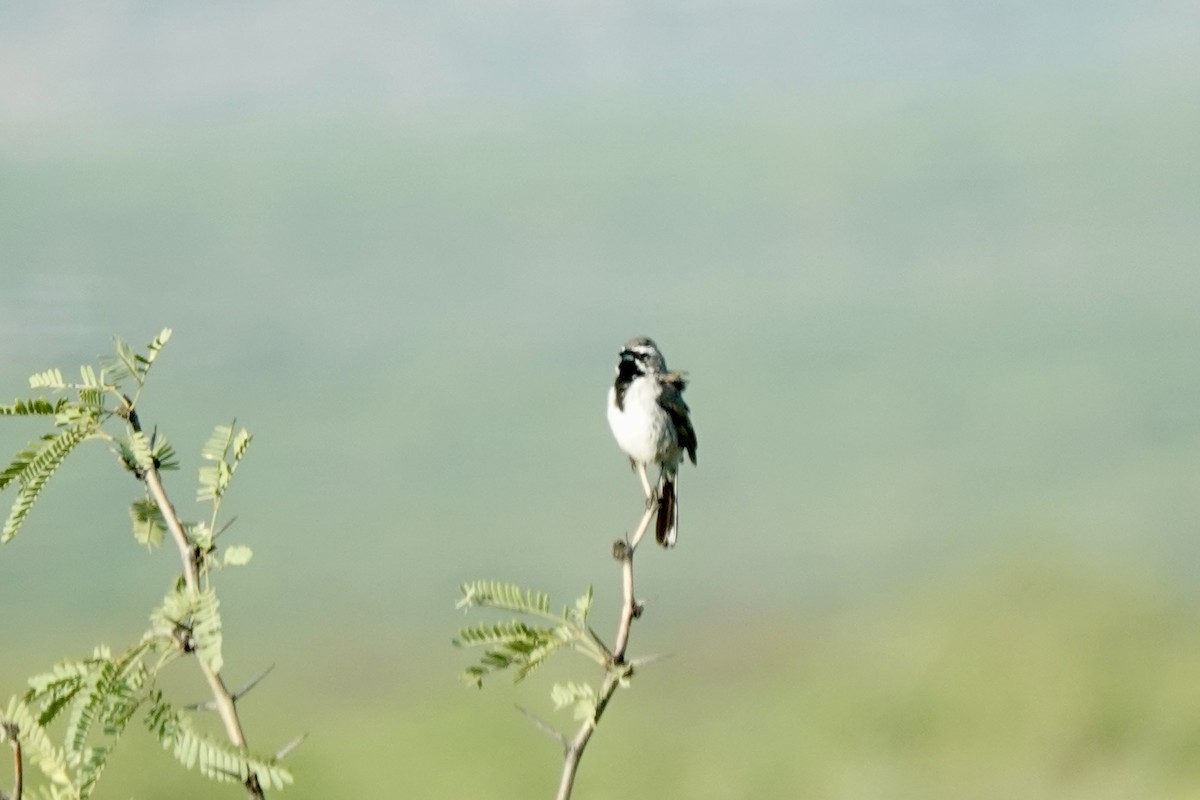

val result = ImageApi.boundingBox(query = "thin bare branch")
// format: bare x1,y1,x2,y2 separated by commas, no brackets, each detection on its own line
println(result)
613,503,655,661
554,483,659,800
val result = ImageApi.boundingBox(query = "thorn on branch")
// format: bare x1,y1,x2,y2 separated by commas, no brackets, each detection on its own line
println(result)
631,600,644,619
233,664,275,702
214,516,238,540
184,698,220,713
149,426,162,469
629,652,671,668
517,705,568,750
188,661,277,712
275,733,307,762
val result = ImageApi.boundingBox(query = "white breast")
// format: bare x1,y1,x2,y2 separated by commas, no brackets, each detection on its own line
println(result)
607,378,676,466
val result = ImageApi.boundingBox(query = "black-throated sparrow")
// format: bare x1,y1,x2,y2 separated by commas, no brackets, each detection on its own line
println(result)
606,336,698,547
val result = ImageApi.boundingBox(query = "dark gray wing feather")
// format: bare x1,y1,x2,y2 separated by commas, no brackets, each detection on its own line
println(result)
659,373,697,464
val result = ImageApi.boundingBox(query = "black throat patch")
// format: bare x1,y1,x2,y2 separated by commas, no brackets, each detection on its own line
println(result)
613,356,642,412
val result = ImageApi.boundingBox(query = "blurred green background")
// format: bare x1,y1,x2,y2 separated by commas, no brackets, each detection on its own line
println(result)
2,2,1199,797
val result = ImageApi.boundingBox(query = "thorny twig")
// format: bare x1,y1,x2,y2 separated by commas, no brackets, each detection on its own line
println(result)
123,399,265,799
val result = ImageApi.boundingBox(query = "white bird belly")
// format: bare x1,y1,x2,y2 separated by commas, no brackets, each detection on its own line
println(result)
607,382,676,466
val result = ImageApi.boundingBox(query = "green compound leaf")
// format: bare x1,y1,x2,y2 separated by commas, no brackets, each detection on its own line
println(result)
551,681,599,721
456,580,552,616
152,587,224,674
145,691,293,790
0,397,67,417
197,423,251,503
2,422,96,543
129,497,167,550
222,545,253,567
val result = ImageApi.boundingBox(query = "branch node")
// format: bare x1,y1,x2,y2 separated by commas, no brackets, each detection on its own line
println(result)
116,393,137,426
167,621,196,655
611,540,631,561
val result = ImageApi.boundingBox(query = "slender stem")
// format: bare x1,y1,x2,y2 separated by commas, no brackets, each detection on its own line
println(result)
144,469,200,590
5,723,21,800
554,489,658,800
127,401,264,799
612,505,654,660
556,741,583,800
12,741,20,800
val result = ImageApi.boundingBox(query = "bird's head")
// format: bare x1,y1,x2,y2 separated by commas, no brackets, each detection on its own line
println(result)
617,336,666,376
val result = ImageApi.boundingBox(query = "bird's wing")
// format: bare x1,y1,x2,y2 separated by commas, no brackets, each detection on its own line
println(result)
658,373,697,464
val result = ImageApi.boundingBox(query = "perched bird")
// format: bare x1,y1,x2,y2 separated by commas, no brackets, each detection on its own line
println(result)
606,336,697,547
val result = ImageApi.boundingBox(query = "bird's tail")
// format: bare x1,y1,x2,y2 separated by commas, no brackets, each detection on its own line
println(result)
656,473,678,547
